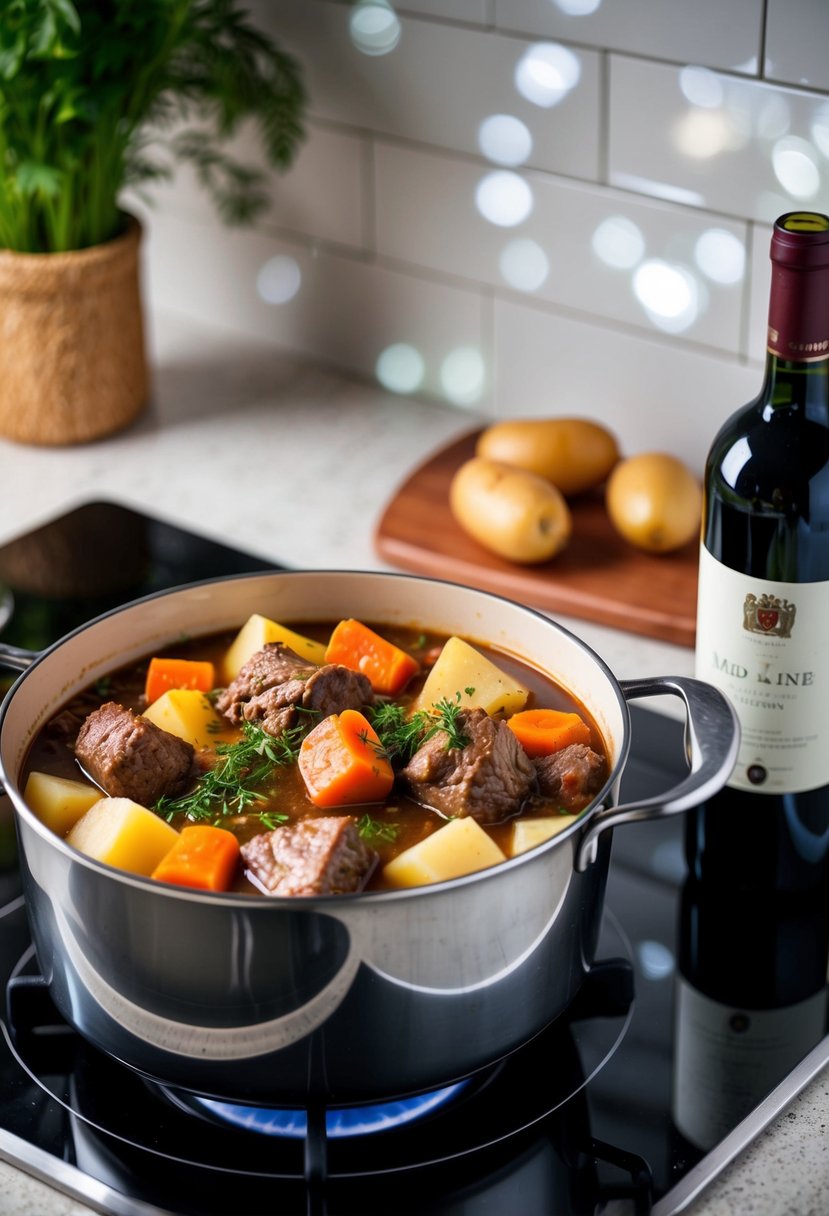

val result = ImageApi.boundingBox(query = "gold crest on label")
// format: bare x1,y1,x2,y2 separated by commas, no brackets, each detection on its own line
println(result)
742,592,796,637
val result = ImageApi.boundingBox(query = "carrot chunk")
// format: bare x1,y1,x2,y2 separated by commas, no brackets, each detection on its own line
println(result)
324,618,419,696
152,824,241,891
298,709,395,808
506,708,592,757
145,657,215,705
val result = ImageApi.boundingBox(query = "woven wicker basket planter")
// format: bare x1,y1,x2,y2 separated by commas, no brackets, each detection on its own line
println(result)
0,217,147,446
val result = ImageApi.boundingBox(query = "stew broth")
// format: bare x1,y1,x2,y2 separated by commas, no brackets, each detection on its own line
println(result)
23,620,609,894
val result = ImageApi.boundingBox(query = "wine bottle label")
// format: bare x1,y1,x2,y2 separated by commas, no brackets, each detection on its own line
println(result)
696,544,829,792
672,974,827,1152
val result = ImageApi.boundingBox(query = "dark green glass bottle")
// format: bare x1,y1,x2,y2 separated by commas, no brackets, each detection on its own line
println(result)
689,212,829,892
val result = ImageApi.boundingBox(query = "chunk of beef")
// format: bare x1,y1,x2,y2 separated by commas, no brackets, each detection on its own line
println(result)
75,702,195,806
534,743,606,812
217,644,314,715
401,707,535,824
215,643,373,738
241,816,377,897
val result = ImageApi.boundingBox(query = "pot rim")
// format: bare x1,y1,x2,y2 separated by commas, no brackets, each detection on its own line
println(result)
0,568,630,906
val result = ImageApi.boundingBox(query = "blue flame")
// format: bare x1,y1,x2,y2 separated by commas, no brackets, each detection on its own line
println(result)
193,1082,468,1139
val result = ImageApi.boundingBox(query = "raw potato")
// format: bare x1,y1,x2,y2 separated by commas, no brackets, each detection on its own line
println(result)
511,815,577,856
476,418,619,497
142,689,230,750
409,635,529,718
24,771,101,837
382,816,506,887
606,452,702,554
450,457,572,564
222,613,326,683
67,797,180,876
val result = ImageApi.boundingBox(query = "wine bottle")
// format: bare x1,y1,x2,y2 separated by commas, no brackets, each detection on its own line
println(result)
672,879,829,1152
689,211,829,892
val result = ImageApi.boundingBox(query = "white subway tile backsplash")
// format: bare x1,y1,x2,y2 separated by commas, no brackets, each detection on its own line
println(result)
144,210,492,410
398,0,488,23
375,141,747,353
765,0,829,91
262,123,369,249
609,56,829,224
137,0,829,457
494,0,764,75
493,297,760,473
747,222,774,364
255,0,602,180
133,120,368,252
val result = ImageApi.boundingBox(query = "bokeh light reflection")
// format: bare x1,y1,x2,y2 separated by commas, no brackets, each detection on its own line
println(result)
592,216,645,269
440,347,486,406
475,170,534,227
478,114,533,166
637,940,674,982
349,1,401,57
633,259,699,333
694,229,745,285
376,343,425,395
772,136,821,199
553,0,602,14
515,43,581,108
678,66,724,109
499,239,549,292
256,255,302,305
674,109,733,159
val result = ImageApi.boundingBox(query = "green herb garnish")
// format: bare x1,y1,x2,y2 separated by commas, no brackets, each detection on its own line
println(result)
357,814,401,844
428,694,472,750
368,691,472,760
367,702,430,764
258,811,290,831
156,720,302,824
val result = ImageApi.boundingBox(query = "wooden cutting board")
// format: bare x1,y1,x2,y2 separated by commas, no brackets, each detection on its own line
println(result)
374,430,699,648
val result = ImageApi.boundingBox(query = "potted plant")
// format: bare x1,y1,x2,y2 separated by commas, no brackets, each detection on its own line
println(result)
0,0,305,445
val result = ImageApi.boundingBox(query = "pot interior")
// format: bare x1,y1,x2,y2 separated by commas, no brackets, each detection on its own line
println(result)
0,570,629,852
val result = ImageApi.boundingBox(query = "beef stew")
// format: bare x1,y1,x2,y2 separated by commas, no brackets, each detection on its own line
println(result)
22,614,609,895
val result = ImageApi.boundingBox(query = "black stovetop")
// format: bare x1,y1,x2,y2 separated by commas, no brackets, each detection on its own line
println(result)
0,502,827,1216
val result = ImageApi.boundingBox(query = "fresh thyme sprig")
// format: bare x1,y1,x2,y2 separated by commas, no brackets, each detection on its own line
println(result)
428,693,472,750
357,814,401,844
156,721,302,824
367,702,431,763
368,690,473,762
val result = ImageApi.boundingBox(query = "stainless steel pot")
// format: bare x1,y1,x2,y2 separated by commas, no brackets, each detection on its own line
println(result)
0,571,738,1103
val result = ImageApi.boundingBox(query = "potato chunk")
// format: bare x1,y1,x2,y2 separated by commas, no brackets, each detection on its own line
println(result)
511,814,576,856
67,797,180,876
410,636,528,718
382,817,506,887
24,771,101,837
222,613,326,683
142,689,229,750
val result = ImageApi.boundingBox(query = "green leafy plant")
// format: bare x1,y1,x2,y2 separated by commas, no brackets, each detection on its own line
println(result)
0,0,306,252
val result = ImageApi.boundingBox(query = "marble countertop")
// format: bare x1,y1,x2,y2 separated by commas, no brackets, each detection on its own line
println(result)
0,311,826,1215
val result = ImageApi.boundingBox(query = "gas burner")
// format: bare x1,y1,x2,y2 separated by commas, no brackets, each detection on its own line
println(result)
173,1082,471,1139
4,912,634,1182
2,913,646,1216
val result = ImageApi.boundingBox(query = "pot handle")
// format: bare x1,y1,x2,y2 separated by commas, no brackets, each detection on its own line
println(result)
575,676,739,873
0,643,36,672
